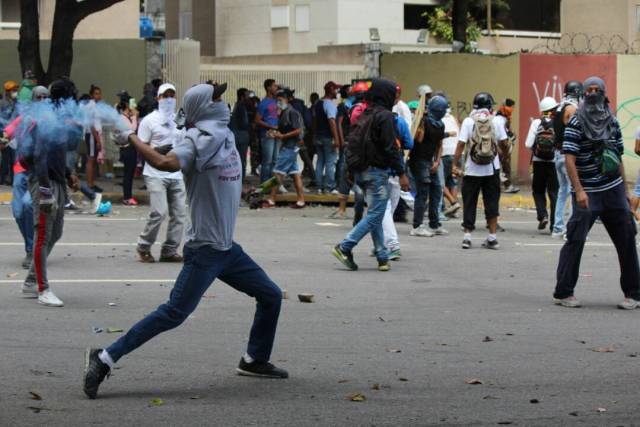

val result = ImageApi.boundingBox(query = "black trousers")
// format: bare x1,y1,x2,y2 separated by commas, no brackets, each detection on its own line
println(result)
461,172,501,232
0,146,15,185
554,183,640,300
532,161,558,229
120,145,137,200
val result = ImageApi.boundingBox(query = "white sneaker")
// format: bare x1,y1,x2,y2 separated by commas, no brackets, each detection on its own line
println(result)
329,189,340,196
553,296,581,308
21,284,38,299
316,189,324,195
431,227,449,236
38,289,64,307
410,225,434,237
91,192,103,214
617,298,640,310
277,185,288,194
551,231,565,239
443,203,460,217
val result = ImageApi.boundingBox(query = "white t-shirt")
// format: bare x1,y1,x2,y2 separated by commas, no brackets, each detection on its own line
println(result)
138,110,183,180
393,100,412,130
525,118,554,163
458,109,508,177
442,113,460,156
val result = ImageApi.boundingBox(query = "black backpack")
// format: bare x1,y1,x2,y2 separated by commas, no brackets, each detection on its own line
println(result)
533,117,556,161
345,107,378,173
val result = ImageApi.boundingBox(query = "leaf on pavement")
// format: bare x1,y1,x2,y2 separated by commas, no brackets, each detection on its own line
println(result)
28,391,42,400
482,336,494,342
465,378,483,385
150,398,164,406
596,407,607,413
6,272,18,278
371,383,380,391
591,345,615,353
347,393,366,402
386,348,401,353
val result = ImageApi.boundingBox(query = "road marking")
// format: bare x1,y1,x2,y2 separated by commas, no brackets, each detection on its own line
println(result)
0,242,136,246
0,279,174,284
515,242,614,247
0,217,144,221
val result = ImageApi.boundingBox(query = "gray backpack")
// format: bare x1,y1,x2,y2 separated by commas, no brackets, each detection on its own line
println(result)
469,112,498,165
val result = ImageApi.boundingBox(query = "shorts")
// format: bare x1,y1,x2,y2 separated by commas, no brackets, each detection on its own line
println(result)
85,133,96,157
634,174,640,197
273,146,301,176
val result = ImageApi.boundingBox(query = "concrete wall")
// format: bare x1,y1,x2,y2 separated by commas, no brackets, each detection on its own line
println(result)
616,55,640,175
0,39,147,101
561,0,636,50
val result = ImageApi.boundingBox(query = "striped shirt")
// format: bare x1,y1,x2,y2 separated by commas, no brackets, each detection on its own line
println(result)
562,115,623,193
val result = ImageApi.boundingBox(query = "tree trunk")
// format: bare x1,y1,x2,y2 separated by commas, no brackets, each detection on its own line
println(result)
45,1,81,84
452,0,469,50
18,0,45,83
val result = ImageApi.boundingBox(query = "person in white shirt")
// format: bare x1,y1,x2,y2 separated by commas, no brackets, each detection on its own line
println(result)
440,105,461,217
525,97,560,233
452,92,508,250
392,85,412,130
136,83,187,263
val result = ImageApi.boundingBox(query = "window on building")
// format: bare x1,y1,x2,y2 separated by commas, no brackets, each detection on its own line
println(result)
295,5,310,32
404,4,437,30
271,5,290,29
472,0,561,33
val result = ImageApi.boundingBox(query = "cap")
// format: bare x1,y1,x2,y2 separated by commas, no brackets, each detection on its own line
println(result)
212,82,228,99
417,84,432,97
276,86,294,99
324,81,342,92
350,81,370,95
157,83,176,96
117,90,131,101
4,80,18,91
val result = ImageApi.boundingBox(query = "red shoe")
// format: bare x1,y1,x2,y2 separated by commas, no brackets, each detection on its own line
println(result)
123,198,139,206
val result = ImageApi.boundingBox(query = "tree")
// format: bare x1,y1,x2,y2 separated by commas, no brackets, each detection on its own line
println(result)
451,0,470,51
18,0,124,85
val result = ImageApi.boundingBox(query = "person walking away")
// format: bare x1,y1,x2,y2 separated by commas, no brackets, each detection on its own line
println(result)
496,98,520,193
136,83,187,263
332,78,409,272
21,78,81,307
255,79,279,183
551,80,582,238
230,88,251,182
116,92,139,206
267,88,306,209
335,85,352,197
553,77,640,310
452,92,507,250
525,97,560,234
84,83,288,400
409,95,448,237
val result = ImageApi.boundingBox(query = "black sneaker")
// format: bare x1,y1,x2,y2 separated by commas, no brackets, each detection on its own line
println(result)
482,239,500,250
83,348,110,399
332,245,358,271
538,218,549,230
236,358,289,379
462,239,472,249
488,223,506,232
22,252,33,269
91,185,104,193
378,260,390,272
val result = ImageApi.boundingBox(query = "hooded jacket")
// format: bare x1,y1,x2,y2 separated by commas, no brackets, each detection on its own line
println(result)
363,78,404,174
172,84,242,250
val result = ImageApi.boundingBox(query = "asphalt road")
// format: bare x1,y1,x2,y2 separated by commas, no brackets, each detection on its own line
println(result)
0,202,638,427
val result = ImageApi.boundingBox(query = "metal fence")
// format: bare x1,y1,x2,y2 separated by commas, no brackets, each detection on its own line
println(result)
163,39,201,106
200,65,366,105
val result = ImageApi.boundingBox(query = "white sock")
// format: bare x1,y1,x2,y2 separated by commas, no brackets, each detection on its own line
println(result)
488,234,497,242
243,353,254,364
99,350,115,368
464,233,472,241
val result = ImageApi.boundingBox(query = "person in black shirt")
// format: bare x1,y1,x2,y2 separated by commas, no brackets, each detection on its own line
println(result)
230,88,251,181
409,95,449,237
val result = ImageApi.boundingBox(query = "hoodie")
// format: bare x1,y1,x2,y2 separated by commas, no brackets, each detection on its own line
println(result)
363,78,404,174
172,84,242,250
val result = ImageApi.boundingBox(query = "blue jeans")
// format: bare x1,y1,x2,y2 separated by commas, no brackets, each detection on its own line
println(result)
11,172,33,254
106,243,282,363
339,168,390,261
410,159,442,230
553,152,572,233
315,137,338,191
260,137,279,183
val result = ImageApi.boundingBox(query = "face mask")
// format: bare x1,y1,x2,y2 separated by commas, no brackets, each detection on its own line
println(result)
158,97,176,119
10,91,17,100
584,91,604,105
446,107,452,115
277,101,288,110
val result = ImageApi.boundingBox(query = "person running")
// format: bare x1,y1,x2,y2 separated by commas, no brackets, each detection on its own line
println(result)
525,97,560,234
1,86,49,269
255,79,279,183
553,77,640,310
453,92,507,250
409,95,448,237
84,83,288,400
495,98,520,194
314,81,342,195
551,80,582,238
267,87,306,209
136,83,187,263
332,78,409,272
116,91,139,206
20,78,81,307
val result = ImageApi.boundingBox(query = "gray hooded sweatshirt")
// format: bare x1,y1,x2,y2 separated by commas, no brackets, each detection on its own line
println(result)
172,84,242,250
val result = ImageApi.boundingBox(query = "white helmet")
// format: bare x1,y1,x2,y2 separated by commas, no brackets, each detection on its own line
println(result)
539,96,559,113
417,84,432,97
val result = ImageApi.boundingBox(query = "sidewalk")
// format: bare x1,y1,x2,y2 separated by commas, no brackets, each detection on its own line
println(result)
0,179,537,209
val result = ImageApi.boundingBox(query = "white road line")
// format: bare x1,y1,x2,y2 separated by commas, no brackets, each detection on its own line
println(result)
0,242,136,246
0,279,174,284
515,242,614,247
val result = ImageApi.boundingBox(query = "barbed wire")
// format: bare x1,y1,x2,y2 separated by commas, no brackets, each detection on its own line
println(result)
529,33,640,55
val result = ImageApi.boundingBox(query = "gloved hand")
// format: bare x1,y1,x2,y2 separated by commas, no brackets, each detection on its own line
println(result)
112,129,134,146
154,144,173,155
39,186,54,214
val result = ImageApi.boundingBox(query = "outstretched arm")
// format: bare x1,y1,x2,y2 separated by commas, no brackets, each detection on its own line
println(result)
125,133,181,172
